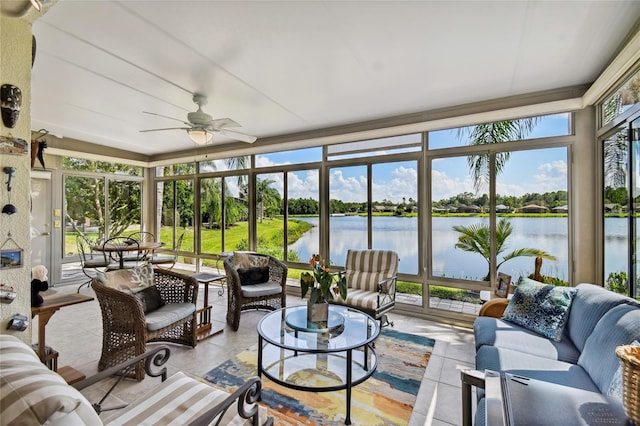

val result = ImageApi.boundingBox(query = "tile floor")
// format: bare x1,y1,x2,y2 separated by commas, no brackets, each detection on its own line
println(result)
33,282,476,425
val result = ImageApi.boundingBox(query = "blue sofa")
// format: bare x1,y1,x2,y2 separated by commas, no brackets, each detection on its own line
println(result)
472,282,640,425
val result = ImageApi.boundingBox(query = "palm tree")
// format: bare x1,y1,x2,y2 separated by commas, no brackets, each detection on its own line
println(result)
452,218,556,281
458,118,539,192
256,178,280,223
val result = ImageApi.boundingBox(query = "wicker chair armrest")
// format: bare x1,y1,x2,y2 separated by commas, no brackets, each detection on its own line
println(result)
478,298,509,318
267,256,288,287
154,269,198,304
92,280,146,324
223,257,242,293
188,376,273,426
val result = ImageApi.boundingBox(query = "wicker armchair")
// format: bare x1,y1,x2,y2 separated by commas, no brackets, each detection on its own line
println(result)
92,268,198,380
223,253,287,331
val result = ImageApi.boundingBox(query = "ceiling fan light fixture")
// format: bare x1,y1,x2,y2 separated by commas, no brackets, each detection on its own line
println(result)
187,129,212,145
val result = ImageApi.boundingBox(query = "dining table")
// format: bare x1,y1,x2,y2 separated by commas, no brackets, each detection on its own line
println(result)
94,241,164,269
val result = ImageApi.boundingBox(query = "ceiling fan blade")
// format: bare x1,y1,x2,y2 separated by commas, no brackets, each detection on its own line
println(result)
143,111,190,126
217,128,257,143
140,127,190,133
208,118,241,129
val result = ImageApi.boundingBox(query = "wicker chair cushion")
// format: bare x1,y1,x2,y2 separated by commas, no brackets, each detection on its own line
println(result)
240,281,282,298
237,267,269,285
98,264,154,293
134,286,165,314
145,303,196,331
105,371,266,425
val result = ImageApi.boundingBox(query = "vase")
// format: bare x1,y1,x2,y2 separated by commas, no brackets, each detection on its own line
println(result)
307,299,329,323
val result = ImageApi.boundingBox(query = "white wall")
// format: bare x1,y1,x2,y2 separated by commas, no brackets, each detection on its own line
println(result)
0,15,33,343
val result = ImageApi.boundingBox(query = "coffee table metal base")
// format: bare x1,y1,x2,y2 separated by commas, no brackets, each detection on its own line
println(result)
256,305,379,425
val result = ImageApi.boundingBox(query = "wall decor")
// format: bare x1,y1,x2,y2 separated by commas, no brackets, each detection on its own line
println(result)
0,248,22,269
1,84,22,128
7,313,28,331
0,284,16,304
0,136,28,154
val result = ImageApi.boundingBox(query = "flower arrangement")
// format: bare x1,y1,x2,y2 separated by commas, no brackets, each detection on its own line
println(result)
300,254,347,304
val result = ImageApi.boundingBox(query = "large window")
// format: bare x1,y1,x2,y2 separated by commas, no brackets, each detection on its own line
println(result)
63,158,143,256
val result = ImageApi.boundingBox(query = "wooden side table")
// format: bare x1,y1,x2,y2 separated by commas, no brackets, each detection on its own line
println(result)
191,272,226,341
31,293,93,384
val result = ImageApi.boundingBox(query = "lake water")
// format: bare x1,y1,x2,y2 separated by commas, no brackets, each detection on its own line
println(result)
289,216,628,281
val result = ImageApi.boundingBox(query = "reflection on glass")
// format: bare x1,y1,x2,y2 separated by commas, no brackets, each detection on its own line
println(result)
604,128,629,295
256,147,321,166
633,119,640,299
429,113,571,150
602,68,640,125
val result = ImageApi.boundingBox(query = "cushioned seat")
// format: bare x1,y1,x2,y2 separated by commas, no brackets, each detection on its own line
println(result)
240,281,283,298
330,249,399,327
474,316,581,363
104,372,267,425
92,267,198,380
145,303,196,332
224,253,288,331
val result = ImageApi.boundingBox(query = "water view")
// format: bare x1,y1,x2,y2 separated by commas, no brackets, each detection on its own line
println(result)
290,216,628,281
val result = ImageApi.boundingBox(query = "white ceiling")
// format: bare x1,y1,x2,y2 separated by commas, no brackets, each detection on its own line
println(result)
29,1,640,156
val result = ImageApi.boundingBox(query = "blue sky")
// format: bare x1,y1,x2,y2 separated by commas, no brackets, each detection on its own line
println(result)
254,113,570,203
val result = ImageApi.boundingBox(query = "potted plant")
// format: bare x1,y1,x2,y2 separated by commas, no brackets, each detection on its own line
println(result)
300,254,347,322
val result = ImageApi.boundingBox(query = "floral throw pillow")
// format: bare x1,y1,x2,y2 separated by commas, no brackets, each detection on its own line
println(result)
98,263,154,294
502,280,577,342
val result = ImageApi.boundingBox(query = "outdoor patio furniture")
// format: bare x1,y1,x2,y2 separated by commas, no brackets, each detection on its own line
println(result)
92,267,198,380
330,249,399,328
223,252,287,331
99,236,150,270
76,234,109,293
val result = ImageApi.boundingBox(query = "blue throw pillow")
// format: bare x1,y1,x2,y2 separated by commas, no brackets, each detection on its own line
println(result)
237,266,269,285
502,280,577,342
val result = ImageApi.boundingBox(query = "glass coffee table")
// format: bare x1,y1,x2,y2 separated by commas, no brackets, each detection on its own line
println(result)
257,305,380,425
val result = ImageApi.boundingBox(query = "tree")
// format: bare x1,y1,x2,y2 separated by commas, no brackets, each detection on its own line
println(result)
63,158,141,238
256,178,280,223
458,118,539,192
452,218,556,281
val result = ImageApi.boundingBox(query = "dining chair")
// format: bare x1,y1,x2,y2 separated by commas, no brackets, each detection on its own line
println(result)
76,234,109,293
150,232,184,269
102,236,146,270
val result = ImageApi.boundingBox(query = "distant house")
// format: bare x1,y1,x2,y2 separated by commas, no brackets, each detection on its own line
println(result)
457,205,482,213
552,205,568,213
496,204,510,213
373,205,396,213
517,204,549,213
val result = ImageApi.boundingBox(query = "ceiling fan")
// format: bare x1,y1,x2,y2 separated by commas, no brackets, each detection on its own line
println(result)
140,94,257,144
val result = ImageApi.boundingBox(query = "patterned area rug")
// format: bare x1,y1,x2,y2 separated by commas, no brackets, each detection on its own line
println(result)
203,328,435,425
